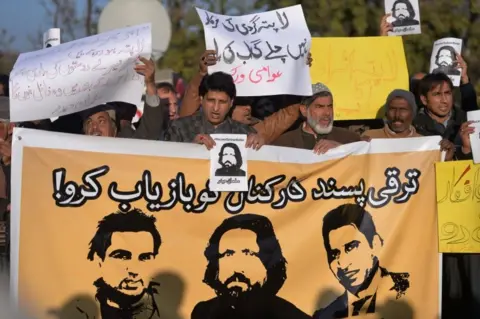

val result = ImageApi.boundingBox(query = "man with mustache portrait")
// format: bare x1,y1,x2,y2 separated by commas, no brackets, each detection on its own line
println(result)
215,142,246,177
432,46,462,76
272,83,361,154
192,214,310,319
390,0,420,27
64,209,163,319
313,204,410,318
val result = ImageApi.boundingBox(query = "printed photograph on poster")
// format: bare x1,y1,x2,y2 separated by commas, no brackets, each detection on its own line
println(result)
429,38,463,86
467,110,480,164
209,134,248,192
385,0,421,36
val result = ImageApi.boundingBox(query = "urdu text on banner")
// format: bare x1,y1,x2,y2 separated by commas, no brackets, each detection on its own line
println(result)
196,5,312,97
11,129,441,318
9,24,152,122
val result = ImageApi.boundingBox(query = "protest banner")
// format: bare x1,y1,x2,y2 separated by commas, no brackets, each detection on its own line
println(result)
196,5,312,97
11,129,441,318
9,24,152,122
310,37,409,120
436,160,480,253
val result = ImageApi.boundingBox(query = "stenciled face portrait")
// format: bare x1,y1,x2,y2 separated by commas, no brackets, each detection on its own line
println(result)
217,229,267,297
436,48,455,67
393,2,411,20
202,90,232,126
84,111,116,137
386,97,413,133
220,146,237,168
98,231,156,298
327,224,379,293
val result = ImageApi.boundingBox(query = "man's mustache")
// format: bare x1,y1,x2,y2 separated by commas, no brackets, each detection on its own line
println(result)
225,272,251,287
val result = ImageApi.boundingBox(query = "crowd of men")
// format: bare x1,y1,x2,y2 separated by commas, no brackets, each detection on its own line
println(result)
0,12,478,319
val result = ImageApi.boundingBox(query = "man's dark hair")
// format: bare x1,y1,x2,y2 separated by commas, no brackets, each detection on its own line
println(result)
156,82,176,94
322,204,383,263
203,214,287,295
418,73,453,99
87,209,161,261
0,74,9,97
218,142,243,168
435,46,457,65
199,72,236,100
391,0,416,19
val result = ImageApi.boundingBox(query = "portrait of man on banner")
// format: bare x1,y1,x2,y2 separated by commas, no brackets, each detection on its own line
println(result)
389,0,420,27
192,214,310,319
215,142,246,177
432,45,462,76
76,209,162,319
313,204,410,318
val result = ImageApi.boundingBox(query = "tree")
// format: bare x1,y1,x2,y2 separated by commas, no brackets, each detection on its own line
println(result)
158,0,256,81
28,0,102,50
0,29,18,75
256,0,480,96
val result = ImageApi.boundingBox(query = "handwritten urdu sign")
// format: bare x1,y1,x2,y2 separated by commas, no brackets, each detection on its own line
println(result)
436,160,480,253
196,5,312,97
310,36,409,120
9,24,152,122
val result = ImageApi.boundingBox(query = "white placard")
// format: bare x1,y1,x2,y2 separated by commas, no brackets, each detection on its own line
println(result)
43,28,61,48
9,24,152,122
385,0,421,36
196,5,312,97
209,134,248,192
429,38,463,87
467,110,480,164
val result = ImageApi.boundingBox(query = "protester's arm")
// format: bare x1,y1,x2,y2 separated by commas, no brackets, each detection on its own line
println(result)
126,58,165,140
379,14,393,36
253,104,300,144
454,121,474,160
457,54,478,112
179,50,217,118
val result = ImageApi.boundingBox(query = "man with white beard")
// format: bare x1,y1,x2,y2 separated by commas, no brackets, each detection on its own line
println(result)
272,83,361,153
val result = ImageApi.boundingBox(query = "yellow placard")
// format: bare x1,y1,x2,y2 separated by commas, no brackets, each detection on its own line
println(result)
436,160,480,253
310,37,409,120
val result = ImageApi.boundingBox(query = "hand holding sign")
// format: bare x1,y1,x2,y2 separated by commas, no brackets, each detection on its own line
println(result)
200,50,217,75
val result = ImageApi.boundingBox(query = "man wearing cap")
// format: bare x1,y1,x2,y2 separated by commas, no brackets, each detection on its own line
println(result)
81,58,166,140
272,83,361,153
362,89,456,160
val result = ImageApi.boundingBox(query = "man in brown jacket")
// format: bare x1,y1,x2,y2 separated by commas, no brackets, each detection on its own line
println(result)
272,83,361,154
179,50,310,144
363,89,456,160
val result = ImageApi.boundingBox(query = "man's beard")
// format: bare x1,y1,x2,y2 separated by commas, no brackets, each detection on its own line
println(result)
216,272,263,305
94,278,147,309
222,160,234,167
397,14,407,20
307,111,333,134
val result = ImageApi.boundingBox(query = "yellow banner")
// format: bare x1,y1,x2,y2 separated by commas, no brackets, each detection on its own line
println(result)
310,37,409,120
436,160,480,253
14,132,440,319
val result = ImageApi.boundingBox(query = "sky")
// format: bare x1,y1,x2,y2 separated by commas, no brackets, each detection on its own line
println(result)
0,0,108,53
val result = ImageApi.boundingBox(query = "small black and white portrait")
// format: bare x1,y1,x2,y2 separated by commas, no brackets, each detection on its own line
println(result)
432,45,461,76
390,0,420,27
192,214,310,319
215,142,246,177
313,204,410,319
